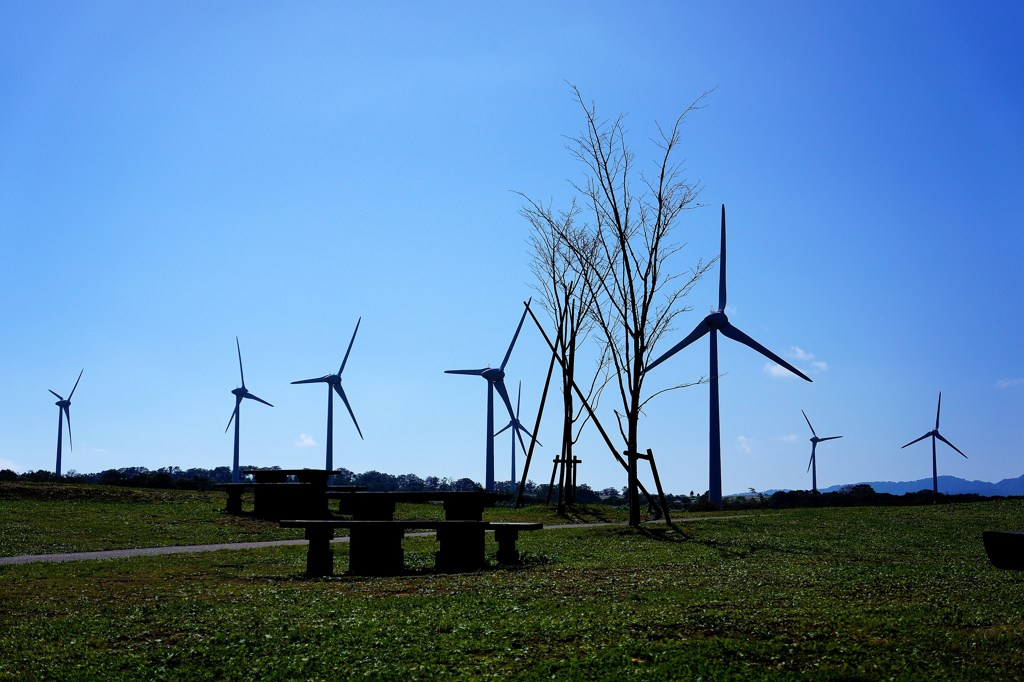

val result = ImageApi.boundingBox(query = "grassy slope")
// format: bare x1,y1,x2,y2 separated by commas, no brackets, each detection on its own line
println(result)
1,485,1023,679
0,482,637,556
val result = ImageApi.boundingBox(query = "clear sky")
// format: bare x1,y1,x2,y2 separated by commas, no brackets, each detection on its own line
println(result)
2,1,1022,495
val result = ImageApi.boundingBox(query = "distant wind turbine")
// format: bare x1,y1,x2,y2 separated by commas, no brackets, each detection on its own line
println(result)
446,301,530,492
226,338,273,483
901,392,968,493
292,319,364,473
644,205,812,509
49,369,83,478
494,381,540,493
801,409,842,493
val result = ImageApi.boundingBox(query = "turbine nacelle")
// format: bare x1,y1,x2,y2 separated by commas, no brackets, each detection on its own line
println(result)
706,310,729,328
481,367,505,383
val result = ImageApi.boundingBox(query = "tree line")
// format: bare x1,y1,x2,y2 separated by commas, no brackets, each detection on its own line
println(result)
2,467,1001,511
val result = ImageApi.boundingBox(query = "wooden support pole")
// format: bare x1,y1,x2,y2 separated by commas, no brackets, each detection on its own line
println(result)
525,301,662,516
516,308,563,509
625,448,673,527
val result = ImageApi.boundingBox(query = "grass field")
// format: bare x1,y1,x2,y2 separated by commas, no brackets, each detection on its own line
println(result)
2,483,1023,679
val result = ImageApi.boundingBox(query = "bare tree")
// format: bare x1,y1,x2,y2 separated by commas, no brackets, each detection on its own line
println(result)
521,198,606,511
548,85,714,526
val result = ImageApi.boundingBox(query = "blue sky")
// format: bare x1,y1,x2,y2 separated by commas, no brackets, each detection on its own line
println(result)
2,1,1021,495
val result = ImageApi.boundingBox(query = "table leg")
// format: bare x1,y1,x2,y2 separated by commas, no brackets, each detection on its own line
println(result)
225,488,243,515
348,524,405,575
436,524,486,572
304,526,335,577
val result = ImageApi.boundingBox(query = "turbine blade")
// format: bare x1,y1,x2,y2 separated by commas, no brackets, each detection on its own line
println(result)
494,422,514,436
292,376,328,385
644,319,711,374
339,317,361,376
445,368,488,376
500,301,531,371
513,419,536,440
244,392,274,408
334,384,363,440
807,451,814,473
67,368,84,400
513,425,530,456
801,409,817,437
936,391,942,430
935,432,968,459
63,406,73,451
49,389,63,400
718,204,727,312
517,424,542,448
719,322,812,382
515,381,522,415
901,433,930,449
494,379,517,424
820,435,843,442
225,403,239,432
236,337,245,387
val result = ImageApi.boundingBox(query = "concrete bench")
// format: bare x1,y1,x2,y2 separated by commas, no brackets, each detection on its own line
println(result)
490,522,544,565
213,483,253,515
983,530,1024,570
279,519,542,577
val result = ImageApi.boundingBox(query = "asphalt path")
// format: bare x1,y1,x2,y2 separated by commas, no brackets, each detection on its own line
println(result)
0,521,641,566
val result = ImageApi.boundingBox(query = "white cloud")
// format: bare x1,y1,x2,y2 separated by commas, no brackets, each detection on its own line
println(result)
763,362,793,378
737,435,753,454
780,434,799,443
763,346,828,378
294,433,317,448
0,457,17,471
996,377,1024,389
790,346,814,362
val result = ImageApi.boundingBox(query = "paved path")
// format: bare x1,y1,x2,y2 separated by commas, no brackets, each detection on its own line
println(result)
0,521,641,566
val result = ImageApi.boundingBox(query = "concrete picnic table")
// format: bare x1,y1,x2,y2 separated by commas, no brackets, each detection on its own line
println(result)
217,469,364,520
282,490,540,575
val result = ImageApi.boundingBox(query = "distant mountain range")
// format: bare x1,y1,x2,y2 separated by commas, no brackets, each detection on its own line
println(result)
762,474,1024,497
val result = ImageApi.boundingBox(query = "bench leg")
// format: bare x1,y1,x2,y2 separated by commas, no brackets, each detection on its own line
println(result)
436,525,486,572
225,489,243,515
494,527,521,565
348,526,405,575
304,527,335,577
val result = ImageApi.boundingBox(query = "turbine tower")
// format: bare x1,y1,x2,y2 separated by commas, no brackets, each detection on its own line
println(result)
901,392,968,493
494,381,540,493
644,205,812,509
446,301,530,492
801,409,842,493
49,369,83,478
292,318,364,473
226,338,273,483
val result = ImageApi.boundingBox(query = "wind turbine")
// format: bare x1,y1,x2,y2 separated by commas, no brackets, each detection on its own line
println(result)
446,301,530,492
644,205,812,508
901,392,968,493
292,318,364,473
801,409,842,493
49,369,83,478
494,381,540,493
226,338,273,483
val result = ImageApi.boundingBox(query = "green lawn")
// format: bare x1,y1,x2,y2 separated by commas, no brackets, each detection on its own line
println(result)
2,484,1023,679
